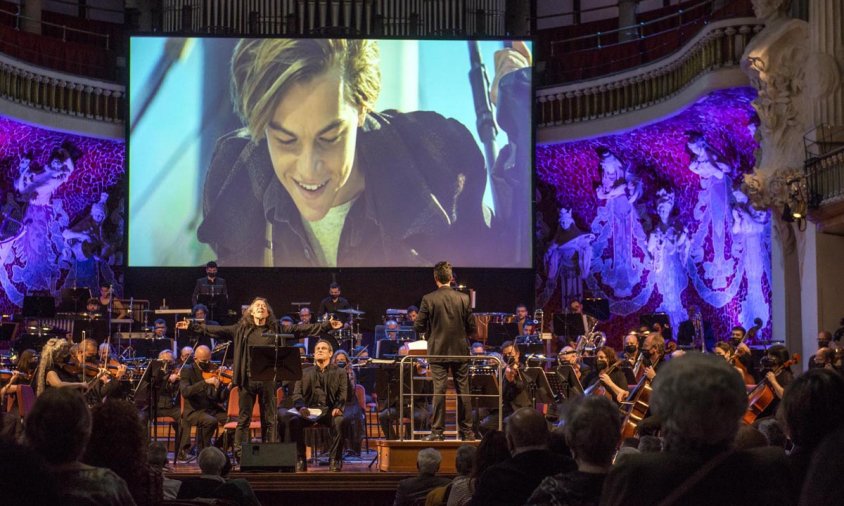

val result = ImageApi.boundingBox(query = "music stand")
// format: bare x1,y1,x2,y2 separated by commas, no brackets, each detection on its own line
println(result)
22,295,56,318
523,367,561,405
553,313,585,341
376,339,400,359
249,345,303,383
487,322,519,349
135,359,164,436
60,287,91,313
469,370,499,409
640,312,673,340
583,298,610,321
196,287,227,322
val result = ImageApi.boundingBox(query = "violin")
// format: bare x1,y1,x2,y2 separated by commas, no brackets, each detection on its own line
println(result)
61,359,100,378
201,363,233,385
743,354,800,425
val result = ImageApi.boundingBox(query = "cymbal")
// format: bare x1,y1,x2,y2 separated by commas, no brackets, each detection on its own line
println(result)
337,308,365,315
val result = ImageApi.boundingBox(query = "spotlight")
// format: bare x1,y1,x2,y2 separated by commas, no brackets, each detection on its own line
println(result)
782,204,795,223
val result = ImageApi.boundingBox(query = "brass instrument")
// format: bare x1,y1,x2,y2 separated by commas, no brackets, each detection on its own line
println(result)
574,317,606,356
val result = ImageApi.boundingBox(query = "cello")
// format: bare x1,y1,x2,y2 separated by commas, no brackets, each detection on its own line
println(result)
620,353,657,439
742,353,799,425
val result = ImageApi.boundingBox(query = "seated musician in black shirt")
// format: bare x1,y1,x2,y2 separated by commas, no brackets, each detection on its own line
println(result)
78,338,127,404
379,343,432,440
141,349,182,448
480,340,531,434
581,346,629,405
282,339,348,472
178,345,228,460
317,282,350,318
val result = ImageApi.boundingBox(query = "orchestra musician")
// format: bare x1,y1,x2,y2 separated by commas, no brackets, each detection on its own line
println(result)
34,338,88,396
318,282,351,318
298,307,313,325
178,345,228,459
179,346,194,365
332,350,365,456
405,305,419,324
94,282,126,319
639,333,666,381
569,299,597,343
285,339,349,472
757,344,794,419
555,345,586,399
0,348,37,440
144,349,182,450
582,346,629,405
515,304,530,335
479,340,531,433
191,261,228,312
378,343,433,440
415,261,477,442
179,297,341,461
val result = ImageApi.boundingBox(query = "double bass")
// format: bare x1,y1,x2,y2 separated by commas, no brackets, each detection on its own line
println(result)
620,353,657,439
742,353,800,425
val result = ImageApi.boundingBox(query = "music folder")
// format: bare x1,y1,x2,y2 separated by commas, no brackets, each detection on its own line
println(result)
249,345,302,382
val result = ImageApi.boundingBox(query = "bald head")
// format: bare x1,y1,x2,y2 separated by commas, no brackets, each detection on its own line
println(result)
506,408,549,451
194,345,211,361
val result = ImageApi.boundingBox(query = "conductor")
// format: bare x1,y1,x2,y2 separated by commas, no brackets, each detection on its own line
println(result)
414,261,477,441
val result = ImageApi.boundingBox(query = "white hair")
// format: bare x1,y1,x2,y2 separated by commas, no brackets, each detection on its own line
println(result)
198,447,227,476
417,448,442,474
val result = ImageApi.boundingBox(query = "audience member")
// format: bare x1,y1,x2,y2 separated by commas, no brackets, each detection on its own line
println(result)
778,368,844,488
463,430,510,501
637,435,662,453
601,353,795,506
472,408,575,506
394,448,451,506
425,444,477,506
25,388,136,505
149,442,181,500
178,447,260,506
0,440,60,505
734,425,768,450
526,396,620,506
83,400,163,506
799,425,844,506
755,417,788,449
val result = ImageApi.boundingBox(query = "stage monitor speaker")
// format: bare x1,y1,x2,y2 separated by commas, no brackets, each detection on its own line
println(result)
239,443,296,473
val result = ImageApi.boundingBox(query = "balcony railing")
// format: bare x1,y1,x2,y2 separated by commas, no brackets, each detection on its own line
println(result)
808,145,844,207
0,49,124,125
536,17,761,129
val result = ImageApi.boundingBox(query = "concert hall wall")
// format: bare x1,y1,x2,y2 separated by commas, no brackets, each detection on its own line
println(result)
535,88,771,347
0,114,126,315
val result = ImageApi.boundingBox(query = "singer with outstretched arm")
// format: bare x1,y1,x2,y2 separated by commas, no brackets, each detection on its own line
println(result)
178,297,341,460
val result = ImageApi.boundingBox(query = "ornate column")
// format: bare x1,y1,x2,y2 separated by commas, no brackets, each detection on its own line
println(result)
810,0,844,127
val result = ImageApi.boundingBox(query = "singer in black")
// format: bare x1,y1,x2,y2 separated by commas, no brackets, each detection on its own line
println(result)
178,297,341,459
414,261,477,441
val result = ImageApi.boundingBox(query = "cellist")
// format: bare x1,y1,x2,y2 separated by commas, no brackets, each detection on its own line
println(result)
759,344,794,417
714,341,754,385
639,333,666,382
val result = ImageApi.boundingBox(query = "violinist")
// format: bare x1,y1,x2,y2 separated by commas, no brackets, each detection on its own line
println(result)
179,346,194,365
142,349,182,434
77,338,128,404
34,338,88,395
178,345,227,459
333,350,364,456
582,346,629,404
479,340,531,433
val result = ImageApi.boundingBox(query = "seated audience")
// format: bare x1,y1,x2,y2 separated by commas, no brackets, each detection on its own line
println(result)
799,425,844,506
25,388,136,505
394,447,451,506
83,399,163,506
601,353,795,506
526,396,620,506
149,442,181,500
778,368,844,488
472,408,576,506
755,417,788,449
178,447,260,506
0,440,60,505
462,430,510,501
425,444,477,506
734,425,768,450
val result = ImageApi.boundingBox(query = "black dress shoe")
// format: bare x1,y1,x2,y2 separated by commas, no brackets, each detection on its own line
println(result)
329,459,343,472
459,433,478,442
422,433,445,442
296,458,308,472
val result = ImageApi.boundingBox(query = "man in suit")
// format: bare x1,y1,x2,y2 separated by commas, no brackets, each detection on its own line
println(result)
472,407,576,506
191,261,228,317
178,345,227,460
393,448,451,506
414,261,477,441
283,339,348,471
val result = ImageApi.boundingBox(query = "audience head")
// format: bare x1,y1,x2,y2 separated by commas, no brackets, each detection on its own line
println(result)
651,353,746,452
755,417,788,448
564,396,622,468
0,441,60,505
148,442,169,469
417,448,442,475
778,368,844,451
638,435,663,453
734,425,768,450
25,388,91,465
472,430,510,479
83,400,149,485
506,407,549,454
547,427,571,458
454,445,477,477
198,447,228,476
